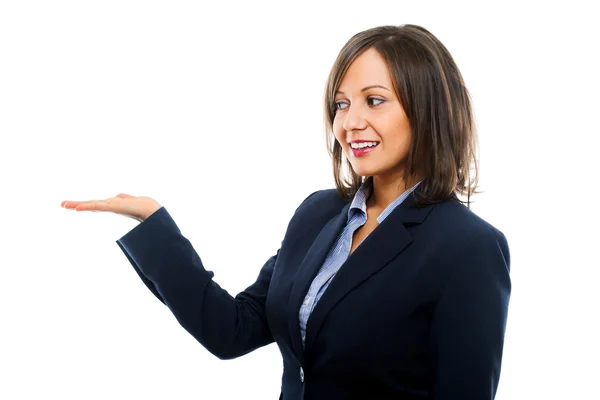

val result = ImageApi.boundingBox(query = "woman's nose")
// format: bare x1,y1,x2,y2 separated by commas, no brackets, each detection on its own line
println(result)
342,104,368,132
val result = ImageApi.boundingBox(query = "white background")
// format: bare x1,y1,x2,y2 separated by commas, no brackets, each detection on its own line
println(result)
1,1,598,399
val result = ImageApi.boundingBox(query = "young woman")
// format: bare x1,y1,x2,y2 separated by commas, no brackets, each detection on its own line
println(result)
61,24,511,400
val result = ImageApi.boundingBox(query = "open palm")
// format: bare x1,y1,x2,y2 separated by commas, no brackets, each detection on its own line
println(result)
61,193,162,222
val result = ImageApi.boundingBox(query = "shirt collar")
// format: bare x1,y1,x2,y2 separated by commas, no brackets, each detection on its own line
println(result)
348,177,372,218
348,176,423,223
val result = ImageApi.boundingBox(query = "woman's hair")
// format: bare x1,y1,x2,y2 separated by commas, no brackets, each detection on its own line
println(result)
324,24,479,208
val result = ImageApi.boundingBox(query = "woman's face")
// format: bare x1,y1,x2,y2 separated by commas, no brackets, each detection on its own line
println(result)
333,47,412,180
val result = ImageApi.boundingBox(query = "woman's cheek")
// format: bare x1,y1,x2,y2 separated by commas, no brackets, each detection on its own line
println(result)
332,126,343,144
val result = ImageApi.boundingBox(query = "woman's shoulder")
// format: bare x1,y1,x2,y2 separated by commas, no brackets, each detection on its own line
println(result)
294,188,348,214
285,188,348,230
427,197,508,247
419,198,511,279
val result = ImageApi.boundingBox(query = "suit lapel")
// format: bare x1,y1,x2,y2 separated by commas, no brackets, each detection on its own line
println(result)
287,202,351,364
303,191,437,353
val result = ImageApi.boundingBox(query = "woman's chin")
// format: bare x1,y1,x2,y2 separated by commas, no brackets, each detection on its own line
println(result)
350,165,379,178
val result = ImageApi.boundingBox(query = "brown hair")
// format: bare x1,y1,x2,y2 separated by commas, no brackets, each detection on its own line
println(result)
324,24,479,208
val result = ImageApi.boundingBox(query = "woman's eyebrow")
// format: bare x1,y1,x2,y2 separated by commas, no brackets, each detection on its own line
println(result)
336,84,391,95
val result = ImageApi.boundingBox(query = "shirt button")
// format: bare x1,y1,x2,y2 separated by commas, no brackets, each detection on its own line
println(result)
300,367,304,383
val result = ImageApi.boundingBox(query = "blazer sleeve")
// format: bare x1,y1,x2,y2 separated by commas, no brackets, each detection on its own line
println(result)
115,192,316,360
429,227,512,399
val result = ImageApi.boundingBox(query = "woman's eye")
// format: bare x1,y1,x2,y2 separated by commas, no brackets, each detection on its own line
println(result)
335,102,349,111
335,97,383,111
368,97,385,106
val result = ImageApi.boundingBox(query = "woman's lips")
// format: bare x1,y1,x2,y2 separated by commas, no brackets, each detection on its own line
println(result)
351,143,379,157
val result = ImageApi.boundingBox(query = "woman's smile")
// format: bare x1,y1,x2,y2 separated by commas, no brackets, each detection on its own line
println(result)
349,141,380,157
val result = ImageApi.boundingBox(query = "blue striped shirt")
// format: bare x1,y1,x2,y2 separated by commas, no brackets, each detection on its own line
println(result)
298,177,422,346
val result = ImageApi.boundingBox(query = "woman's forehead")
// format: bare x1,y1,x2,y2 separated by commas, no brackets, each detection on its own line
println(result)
338,49,394,93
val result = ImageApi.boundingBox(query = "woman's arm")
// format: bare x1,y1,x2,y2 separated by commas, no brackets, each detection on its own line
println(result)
429,227,512,399
116,192,316,360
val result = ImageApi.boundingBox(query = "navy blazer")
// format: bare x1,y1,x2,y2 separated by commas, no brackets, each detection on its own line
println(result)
116,187,511,400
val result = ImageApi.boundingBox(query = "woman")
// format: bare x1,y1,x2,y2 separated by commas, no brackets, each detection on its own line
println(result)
61,24,511,399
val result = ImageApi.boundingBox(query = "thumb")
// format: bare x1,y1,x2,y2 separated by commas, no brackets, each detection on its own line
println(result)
116,193,135,199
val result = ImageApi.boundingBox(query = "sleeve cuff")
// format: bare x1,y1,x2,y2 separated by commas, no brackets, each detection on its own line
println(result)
114,206,213,301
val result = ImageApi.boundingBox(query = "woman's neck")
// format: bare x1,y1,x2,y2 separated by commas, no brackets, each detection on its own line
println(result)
367,173,420,211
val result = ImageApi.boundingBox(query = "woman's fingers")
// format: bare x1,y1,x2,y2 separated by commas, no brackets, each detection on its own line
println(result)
61,200,90,209
61,195,161,222
61,194,134,210
76,199,110,212
61,198,116,212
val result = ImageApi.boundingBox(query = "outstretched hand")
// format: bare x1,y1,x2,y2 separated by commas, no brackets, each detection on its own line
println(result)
61,193,162,222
